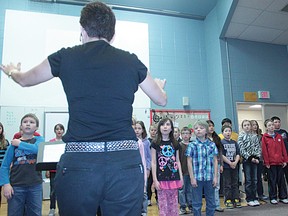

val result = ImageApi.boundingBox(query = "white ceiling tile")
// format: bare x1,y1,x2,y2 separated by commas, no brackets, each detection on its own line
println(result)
231,6,262,24
252,11,288,30
238,0,275,10
272,29,288,44
239,25,283,43
266,0,288,12
225,23,248,38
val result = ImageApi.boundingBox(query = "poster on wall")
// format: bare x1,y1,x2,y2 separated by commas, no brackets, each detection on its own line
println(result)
150,109,210,130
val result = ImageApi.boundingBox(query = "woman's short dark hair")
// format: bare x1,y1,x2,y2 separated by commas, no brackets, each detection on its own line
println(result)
80,1,116,42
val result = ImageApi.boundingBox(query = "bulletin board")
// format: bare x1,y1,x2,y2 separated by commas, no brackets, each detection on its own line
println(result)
150,109,210,130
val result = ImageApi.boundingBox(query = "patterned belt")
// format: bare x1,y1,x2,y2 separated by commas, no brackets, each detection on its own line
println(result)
65,140,138,152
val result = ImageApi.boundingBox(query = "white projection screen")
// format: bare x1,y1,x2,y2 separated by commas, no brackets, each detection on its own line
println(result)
1,10,150,109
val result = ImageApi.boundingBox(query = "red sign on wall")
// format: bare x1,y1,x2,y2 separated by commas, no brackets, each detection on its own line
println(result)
258,91,270,99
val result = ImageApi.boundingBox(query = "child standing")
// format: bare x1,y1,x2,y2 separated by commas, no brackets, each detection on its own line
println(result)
178,126,193,214
148,124,157,143
147,124,157,206
0,122,9,207
207,120,224,212
151,118,183,216
250,120,268,201
174,127,182,143
218,118,238,142
0,113,44,216
261,119,288,204
134,121,151,216
132,117,147,185
221,125,241,209
186,120,218,216
238,120,261,207
49,123,65,142
271,116,288,185
46,123,65,216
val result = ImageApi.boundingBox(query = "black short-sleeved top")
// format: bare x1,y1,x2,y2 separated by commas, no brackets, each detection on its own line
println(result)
151,141,180,181
48,40,147,142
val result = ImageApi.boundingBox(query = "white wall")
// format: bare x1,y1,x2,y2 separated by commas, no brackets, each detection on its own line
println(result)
0,10,150,139
263,104,288,130
237,109,263,132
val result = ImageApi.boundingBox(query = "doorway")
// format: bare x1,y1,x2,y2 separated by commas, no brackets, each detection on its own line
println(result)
236,102,288,133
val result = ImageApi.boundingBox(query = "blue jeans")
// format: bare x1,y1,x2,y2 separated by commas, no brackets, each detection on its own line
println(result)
8,183,42,216
243,160,257,202
179,174,193,209
55,150,144,216
191,180,215,216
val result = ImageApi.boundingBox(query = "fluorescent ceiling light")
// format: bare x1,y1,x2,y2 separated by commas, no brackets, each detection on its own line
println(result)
249,104,262,109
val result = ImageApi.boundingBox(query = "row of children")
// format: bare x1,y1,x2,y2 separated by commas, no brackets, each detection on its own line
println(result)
1,113,288,216
177,119,233,215
239,118,288,206
133,117,218,216
139,116,288,216
0,113,65,216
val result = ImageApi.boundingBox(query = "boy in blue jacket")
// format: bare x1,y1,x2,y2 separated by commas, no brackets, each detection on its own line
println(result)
0,113,44,216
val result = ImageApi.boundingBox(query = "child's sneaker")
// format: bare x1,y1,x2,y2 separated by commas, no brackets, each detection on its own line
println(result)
179,207,186,215
234,199,242,208
48,209,55,216
247,201,257,207
187,207,193,214
280,198,288,204
270,199,278,204
253,200,260,206
215,207,224,212
225,200,234,209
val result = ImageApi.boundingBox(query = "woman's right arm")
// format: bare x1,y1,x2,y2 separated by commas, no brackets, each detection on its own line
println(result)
139,72,167,106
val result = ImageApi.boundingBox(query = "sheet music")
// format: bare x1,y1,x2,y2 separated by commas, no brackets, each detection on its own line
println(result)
43,144,66,162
